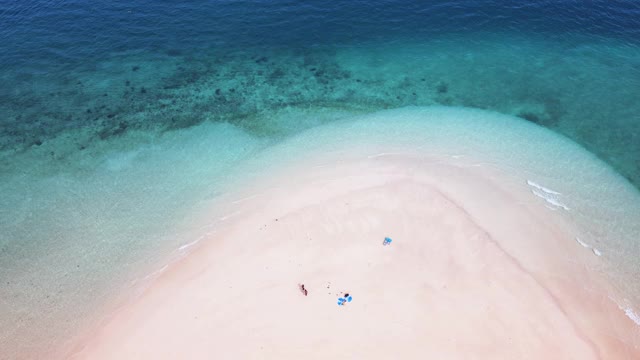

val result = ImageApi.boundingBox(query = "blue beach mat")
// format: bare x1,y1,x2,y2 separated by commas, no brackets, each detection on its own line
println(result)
337,295,353,306
383,237,392,246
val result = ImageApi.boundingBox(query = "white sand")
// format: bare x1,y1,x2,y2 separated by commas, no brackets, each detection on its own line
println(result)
71,150,640,359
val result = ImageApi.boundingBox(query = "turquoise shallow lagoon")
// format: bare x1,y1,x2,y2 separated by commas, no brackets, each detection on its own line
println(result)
3,33,640,184
1,1,640,358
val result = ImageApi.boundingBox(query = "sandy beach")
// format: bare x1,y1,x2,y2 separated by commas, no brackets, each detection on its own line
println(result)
71,151,640,359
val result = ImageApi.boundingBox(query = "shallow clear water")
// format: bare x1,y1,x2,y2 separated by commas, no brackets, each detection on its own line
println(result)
1,1,640,358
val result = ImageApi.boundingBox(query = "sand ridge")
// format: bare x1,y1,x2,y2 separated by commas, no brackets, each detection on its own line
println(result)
72,153,640,359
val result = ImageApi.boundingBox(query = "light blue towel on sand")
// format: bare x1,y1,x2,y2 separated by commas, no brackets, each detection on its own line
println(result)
337,296,352,305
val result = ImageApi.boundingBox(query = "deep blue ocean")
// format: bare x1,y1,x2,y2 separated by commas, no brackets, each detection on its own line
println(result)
1,1,640,359
2,1,640,68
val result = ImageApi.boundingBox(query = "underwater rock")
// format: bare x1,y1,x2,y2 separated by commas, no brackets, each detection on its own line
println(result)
98,121,128,140
113,122,128,136
436,82,448,94
519,112,541,124
269,69,285,80
514,102,558,127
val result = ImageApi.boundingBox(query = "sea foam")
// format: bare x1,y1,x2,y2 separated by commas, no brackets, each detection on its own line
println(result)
575,237,603,257
625,307,640,326
527,180,570,210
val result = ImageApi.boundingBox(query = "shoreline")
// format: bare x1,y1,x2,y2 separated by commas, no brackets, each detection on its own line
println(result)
69,152,640,359
4,106,639,359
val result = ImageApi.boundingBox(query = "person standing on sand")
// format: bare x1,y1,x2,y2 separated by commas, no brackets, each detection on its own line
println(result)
299,284,308,296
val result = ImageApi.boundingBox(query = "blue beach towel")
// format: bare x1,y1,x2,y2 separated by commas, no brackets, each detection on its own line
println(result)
337,296,353,306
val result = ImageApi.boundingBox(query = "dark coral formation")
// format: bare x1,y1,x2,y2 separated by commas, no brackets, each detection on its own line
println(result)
1,44,639,188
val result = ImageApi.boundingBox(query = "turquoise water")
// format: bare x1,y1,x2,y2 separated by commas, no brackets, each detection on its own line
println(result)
1,1,640,358
3,33,640,185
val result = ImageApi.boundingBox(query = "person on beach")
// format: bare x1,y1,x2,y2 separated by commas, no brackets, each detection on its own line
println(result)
300,284,308,296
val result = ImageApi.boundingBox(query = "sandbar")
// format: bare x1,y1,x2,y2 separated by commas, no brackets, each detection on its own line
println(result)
71,152,640,359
